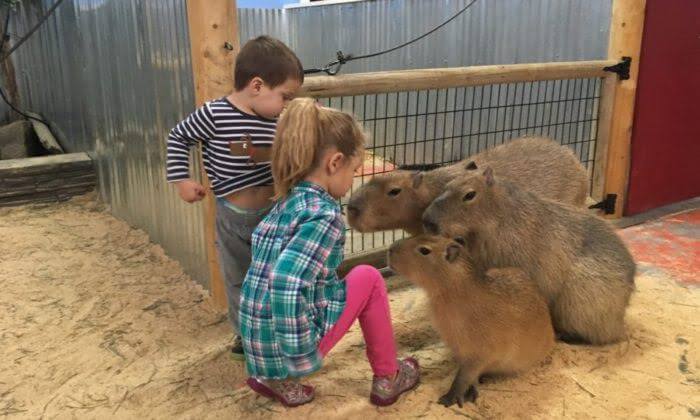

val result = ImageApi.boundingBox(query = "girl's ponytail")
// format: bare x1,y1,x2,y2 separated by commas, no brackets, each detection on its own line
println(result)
272,98,321,199
272,98,366,199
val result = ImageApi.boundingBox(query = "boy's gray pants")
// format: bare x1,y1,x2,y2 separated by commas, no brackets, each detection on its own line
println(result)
214,198,268,336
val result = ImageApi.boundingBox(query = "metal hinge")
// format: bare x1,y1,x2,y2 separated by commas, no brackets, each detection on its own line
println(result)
604,57,632,80
589,194,617,214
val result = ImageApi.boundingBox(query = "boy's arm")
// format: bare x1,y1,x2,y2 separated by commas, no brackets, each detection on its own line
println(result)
269,209,343,378
166,103,217,202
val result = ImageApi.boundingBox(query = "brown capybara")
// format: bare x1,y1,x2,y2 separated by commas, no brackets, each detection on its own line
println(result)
422,167,636,345
388,234,554,407
347,136,589,235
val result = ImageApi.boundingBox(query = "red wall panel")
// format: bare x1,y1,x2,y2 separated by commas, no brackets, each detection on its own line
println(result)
625,0,700,215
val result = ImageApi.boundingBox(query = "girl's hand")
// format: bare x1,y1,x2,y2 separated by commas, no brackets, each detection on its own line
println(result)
175,179,206,203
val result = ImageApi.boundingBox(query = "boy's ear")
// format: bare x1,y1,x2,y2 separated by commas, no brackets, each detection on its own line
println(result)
249,77,264,94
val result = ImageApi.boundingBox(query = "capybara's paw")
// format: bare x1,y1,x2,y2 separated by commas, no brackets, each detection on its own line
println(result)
556,331,589,345
464,385,478,403
478,374,494,384
438,389,463,408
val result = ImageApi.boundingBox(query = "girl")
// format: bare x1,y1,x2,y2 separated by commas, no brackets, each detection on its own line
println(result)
239,98,420,407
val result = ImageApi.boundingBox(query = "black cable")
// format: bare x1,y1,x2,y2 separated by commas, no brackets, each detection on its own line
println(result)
304,0,480,75
0,0,66,62
2,6,9,40
0,86,47,124
351,0,479,62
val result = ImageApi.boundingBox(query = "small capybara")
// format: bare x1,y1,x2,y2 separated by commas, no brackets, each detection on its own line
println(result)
422,167,636,345
388,234,554,407
346,136,588,235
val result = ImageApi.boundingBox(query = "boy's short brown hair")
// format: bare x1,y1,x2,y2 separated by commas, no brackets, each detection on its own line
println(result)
234,36,304,91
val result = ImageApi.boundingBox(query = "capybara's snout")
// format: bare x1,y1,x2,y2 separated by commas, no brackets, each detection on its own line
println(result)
422,213,440,235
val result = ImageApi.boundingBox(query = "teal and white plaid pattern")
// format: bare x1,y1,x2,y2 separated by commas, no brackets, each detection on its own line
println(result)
240,181,347,379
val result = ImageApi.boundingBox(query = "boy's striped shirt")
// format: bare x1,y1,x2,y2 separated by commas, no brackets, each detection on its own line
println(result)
166,97,277,196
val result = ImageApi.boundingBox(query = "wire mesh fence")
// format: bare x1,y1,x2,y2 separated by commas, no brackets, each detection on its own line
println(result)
317,77,603,255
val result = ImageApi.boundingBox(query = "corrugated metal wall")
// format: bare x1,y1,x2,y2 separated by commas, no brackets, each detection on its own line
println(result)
0,99,9,125
3,0,611,288
239,0,612,72
8,0,209,286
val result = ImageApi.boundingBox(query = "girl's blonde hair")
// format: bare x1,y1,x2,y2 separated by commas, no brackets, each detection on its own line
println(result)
272,97,366,199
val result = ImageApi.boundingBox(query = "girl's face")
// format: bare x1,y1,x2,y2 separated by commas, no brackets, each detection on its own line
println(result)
326,150,364,200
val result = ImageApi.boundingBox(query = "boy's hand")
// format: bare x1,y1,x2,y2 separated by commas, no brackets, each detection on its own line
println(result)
175,179,206,203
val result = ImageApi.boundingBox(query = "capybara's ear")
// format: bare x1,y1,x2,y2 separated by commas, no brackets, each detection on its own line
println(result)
445,243,462,263
483,166,495,187
466,161,478,170
411,171,424,188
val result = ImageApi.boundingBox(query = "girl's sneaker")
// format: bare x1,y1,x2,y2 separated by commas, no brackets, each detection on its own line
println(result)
370,357,420,406
246,377,315,407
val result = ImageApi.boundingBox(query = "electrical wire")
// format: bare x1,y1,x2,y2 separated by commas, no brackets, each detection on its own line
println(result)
304,0,480,75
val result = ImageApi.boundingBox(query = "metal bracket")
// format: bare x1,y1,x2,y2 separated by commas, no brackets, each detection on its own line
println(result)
304,50,352,76
604,57,632,80
589,194,617,214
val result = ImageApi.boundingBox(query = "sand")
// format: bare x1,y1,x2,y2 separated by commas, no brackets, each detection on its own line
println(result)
0,193,697,419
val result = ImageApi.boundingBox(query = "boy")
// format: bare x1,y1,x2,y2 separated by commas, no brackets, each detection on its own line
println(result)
166,36,304,359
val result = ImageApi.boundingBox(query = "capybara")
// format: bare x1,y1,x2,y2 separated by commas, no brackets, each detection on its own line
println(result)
347,136,588,235
388,234,554,407
422,167,636,344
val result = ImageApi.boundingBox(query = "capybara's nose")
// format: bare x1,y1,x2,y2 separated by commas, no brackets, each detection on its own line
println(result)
422,215,440,235
346,204,360,218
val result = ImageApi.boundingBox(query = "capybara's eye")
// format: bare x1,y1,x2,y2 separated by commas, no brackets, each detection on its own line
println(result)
388,188,402,196
418,246,432,255
463,191,477,201
466,161,478,170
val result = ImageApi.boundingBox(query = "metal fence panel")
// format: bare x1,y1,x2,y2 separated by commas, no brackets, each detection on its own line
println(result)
320,77,602,254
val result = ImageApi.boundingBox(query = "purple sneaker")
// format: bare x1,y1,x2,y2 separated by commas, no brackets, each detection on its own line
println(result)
246,377,315,408
370,357,420,406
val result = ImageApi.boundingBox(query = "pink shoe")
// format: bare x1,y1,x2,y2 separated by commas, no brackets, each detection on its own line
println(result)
370,357,420,406
246,377,314,407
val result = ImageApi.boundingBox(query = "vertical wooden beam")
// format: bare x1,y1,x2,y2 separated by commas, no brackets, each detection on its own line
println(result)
602,0,647,217
591,74,618,201
1,9,21,122
186,0,239,309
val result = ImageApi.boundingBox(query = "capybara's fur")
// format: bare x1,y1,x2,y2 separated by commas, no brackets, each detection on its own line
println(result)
388,234,554,407
422,168,636,345
347,136,588,235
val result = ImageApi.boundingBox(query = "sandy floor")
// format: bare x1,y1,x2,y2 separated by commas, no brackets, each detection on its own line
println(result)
0,194,698,419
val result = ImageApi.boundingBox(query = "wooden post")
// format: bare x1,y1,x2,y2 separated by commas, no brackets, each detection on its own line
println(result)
186,0,239,309
1,17,21,122
601,0,647,217
591,74,618,201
